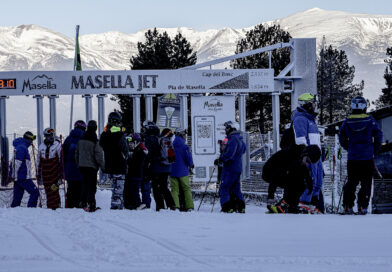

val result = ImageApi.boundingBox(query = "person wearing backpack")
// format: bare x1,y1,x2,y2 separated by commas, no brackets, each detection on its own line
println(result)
339,96,383,215
63,120,86,208
214,121,247,213
291,93,324,214
99,112,129,210
76,120,105,212
144,124,175,211
169,128,194,211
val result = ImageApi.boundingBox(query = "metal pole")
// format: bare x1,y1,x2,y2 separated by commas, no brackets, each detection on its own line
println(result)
0,96,8,186
34,95,44,146
268,51,272,68
132,95,141,133
272,92,280,153
83,94,92,122
238,94,247,132
179,94,188,130
144,95,154,122
48,95,58,133
97,94,106,136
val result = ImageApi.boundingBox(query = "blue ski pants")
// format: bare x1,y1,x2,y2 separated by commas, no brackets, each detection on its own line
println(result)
11,179,39,208
219,170,244,206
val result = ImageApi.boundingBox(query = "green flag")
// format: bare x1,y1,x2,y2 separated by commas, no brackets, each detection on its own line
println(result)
74,25,82,71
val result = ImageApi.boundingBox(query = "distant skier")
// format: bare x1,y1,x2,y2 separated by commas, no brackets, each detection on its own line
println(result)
215,121,246,213
292,93,324,214
10,131,39,208
76,120,105,212
339,96,383,215
169,128,194,212
263,145,321,213
123,133,148,210
99,112,129,210
37,128,62,209
63,120,86,208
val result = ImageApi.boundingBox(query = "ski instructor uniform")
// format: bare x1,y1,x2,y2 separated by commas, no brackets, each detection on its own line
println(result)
216,121,246,213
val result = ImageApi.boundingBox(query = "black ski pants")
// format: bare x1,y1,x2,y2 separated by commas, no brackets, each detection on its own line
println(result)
66,180,82,208
151,173,175,211
343,159,373,209
80,167,98,209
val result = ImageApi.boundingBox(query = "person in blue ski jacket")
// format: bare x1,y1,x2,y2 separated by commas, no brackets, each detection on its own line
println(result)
63,120,86,208
339,96,383,215
170,128,194,211
10,131,39,208
292,93,324,214
215,121,247,213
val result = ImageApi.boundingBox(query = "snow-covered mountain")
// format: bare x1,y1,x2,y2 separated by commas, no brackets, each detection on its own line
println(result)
0,8,391,135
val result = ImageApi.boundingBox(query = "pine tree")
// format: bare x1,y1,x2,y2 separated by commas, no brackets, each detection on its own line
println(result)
113,28,197,130
230,24,292,133
374,47,392,108
317,44,364,124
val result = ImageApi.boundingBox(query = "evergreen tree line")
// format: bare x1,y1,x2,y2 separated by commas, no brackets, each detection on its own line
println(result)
115,24,391,131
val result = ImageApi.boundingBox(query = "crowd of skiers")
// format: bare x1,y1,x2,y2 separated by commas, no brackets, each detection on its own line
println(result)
263,94,383,215
9,93,382,215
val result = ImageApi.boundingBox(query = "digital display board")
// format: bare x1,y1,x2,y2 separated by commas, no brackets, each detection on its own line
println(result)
0,79,16,89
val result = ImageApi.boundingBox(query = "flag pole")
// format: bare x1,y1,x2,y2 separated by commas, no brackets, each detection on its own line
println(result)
70,25,80,132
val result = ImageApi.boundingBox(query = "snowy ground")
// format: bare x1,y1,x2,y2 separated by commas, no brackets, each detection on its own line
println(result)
0,190,391,272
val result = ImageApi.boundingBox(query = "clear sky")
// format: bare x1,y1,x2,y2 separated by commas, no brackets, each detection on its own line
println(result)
1,0,392,37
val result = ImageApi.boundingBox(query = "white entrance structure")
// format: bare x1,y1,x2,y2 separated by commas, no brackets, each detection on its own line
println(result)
0,38,316,185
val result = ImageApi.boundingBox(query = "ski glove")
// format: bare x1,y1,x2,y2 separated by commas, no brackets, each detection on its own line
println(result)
51,180,62,191
214,159,220,166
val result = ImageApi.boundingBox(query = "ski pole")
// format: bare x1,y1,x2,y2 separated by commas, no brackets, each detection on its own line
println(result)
336,175,348,214
31,144,43,208
210,180,220,213
197,166,216,211
59,135,67,208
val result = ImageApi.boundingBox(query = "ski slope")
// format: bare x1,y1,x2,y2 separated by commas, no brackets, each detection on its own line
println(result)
0,190,391,272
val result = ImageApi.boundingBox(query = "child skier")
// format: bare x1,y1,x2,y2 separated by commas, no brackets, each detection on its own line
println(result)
263,145,321,213
124,133,148,210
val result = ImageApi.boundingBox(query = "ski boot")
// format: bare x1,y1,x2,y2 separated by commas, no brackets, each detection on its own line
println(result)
266,198,278,214
342,207,355,215
358,207,368,215
298,202,312,214
275,199,290,213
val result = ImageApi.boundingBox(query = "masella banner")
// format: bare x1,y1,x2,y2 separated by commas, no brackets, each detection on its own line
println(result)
0,69,274,96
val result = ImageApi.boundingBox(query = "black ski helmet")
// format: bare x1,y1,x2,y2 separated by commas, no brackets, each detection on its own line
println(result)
87,120,97,131
108,112,122,126
351,96,367,111
23,131,36,143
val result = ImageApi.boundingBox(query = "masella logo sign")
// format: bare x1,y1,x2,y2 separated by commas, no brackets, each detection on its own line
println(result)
203,98,223,112
22,74,57,92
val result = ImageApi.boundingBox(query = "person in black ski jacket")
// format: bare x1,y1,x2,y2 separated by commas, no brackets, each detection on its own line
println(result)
76,120,105,212
99,112,128,210
263,145,321,213
144,122,175,211
124,133,148,210
339,96,383,215
63,120,86,208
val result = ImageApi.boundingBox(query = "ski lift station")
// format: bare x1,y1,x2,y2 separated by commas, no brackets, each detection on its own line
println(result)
0,38,316,185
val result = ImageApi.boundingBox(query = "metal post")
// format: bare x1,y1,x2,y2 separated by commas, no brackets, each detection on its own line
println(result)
97,94,106,136
34,95,44,146
268,51,272,68
179,94,188,130
272,92,280,153
132,95,141,133
0,96,8,186
238,94,247,132
48,95,58,133
144,95,154,122
83,94,93,122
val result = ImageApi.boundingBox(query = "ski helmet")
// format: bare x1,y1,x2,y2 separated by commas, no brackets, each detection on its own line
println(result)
161,128,173,138
174,128,187,137
108,112,122,126
43,128,55,142
127,133,142,143
351,96,367,111
224,121,240,130
142,120,157,130
74,120,87,131
87,120,97,131
23,131,36,143
298,93,317,114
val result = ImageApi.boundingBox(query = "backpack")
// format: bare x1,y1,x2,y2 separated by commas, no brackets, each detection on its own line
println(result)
159,136,175,165
280,122,295,150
